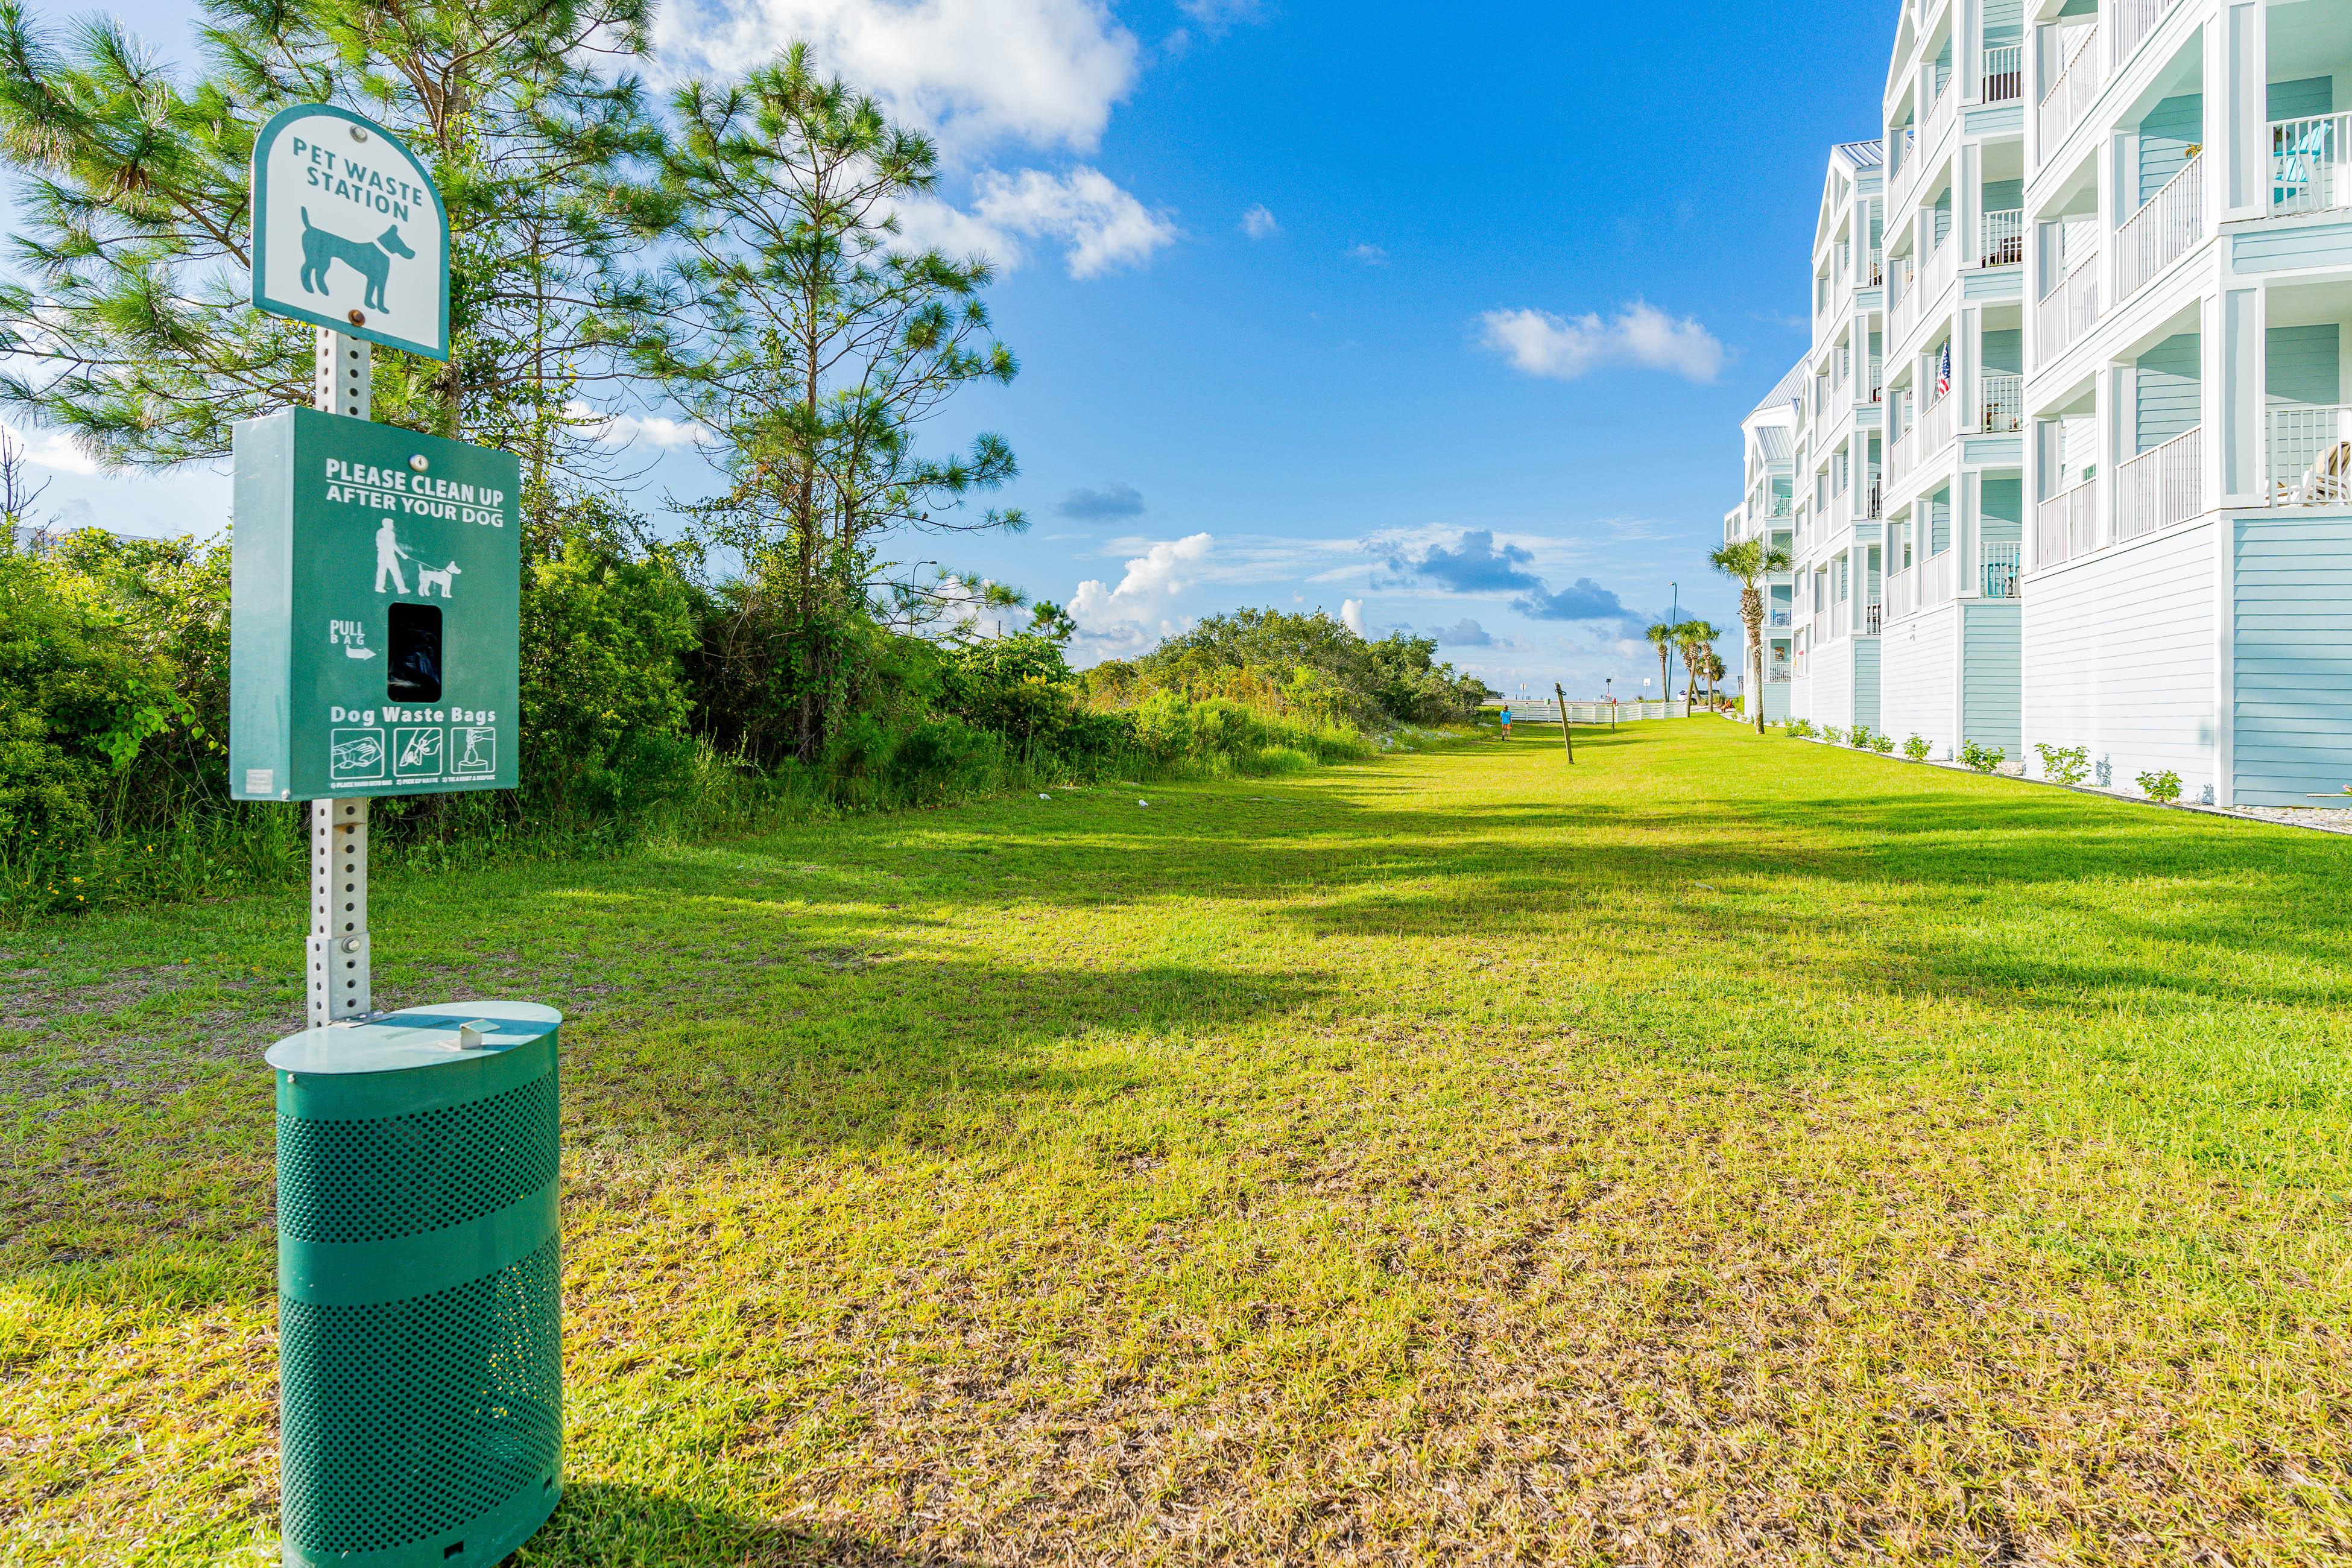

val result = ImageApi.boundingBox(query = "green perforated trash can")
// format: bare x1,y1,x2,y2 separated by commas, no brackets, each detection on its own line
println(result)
267,1001,564,1567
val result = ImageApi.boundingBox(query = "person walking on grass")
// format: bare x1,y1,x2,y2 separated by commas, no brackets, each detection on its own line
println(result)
1499,704,1512,739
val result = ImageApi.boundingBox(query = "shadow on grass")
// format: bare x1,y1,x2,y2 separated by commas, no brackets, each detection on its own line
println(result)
523,1484,974,1567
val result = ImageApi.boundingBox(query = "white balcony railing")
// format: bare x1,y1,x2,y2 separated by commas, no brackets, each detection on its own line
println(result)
1891,239,1953,346
2038,26,2101,158
1981,371,2023,434
2116,153,2203,302
1769,609,1794,628
1921,548,1956,608
2269,405,2352,506
1983,44,2023,104
1868,248,1885,287
2111,0,2184,71
2035,250,2099,366
1920,387,1955,455
1983,543,2022,599
1979,207,2023,268
1886,564,1915,621
2037,478,2098,567
2116,426,2202,542
1867,355,1884,404
2273,114,2352,218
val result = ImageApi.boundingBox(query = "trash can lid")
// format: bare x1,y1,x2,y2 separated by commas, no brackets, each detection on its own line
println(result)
266,999,563,1075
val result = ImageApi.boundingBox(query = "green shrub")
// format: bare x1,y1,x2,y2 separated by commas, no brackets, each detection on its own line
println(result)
1848,724,1874,750
1787,718,1816,739
1822,725,1846,745
1903,734,1930,761
1959,739,2005,774
2035,743,2090,787
2138,769,2183,804
1870,731,1895,754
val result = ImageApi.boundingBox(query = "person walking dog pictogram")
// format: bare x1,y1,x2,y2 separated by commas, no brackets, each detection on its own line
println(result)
374,517,414,595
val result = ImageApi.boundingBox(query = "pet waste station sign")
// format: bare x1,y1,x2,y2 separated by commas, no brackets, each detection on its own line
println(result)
229,407,519,801
250,103,450,360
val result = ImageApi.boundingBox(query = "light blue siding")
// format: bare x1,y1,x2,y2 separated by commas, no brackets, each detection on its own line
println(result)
1984,0,2023,40
2267,324,2341,407
1933,188,1952,248
2233,221,2352,273
2234,516,2352,806
2136,333,2201,453
1961,604,2022,754
2268,78,2335,121
1981,476,2023,542
1930,489,1952,553
1982,178,2024,212
1853,639,1882,732
2139,94,2204,206
1982,327,2023,375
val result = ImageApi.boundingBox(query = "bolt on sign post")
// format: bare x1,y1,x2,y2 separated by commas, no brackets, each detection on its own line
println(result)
232,105,563,1568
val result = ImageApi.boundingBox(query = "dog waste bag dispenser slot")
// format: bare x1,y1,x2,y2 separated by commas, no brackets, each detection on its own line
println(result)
232,103,560,1568
270,1003,564,1567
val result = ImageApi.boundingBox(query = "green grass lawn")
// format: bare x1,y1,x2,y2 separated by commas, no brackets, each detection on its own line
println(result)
9,718,2352,1565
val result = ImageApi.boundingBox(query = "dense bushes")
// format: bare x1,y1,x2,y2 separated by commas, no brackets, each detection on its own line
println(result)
2,532,1425,915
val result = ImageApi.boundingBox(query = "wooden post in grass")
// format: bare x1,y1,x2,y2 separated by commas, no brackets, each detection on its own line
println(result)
1554,683,1573,762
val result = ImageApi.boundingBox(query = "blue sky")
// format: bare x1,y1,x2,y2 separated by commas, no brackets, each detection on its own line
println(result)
13,0,1894,697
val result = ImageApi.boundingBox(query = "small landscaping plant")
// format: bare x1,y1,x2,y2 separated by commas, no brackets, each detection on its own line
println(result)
1959,739,2005,774
1822,726,1846,745
2035,744,2090,786
1848,724,1874,750
1903,734,1930,761
1787,718,1816,739
1870,730,1895,754
2138,769,2183,803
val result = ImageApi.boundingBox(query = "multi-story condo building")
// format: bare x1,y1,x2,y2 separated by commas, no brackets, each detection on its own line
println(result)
1730,0,2351,806
1722,363,1803,719
1788,142,1889,734
2020,0,2351,805
1879,0,2029,760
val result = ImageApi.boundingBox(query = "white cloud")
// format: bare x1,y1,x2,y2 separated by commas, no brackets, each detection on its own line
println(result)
2,424,98,475
1339,597,1365,635
569,403,712,450
1346,242,1388,266
1241,203,1279,240
1070,532,1212,633
971,166,1178,277
1478,302,1724,383
651,0,1139,158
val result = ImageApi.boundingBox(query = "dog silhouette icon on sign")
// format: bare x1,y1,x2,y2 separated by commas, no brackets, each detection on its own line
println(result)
299,207,417,314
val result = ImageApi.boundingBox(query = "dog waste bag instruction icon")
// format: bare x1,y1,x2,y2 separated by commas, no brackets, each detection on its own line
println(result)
250,104,449,361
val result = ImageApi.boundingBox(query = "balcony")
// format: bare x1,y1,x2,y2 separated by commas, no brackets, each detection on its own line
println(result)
2116,153,2203,302
2037,478,2097,567
2035,251,2099,367
2116,426,2202,541
2269,405,2352,505
1766,663,1793,684
1979,207,2023,269
1868,355,1884,404
1868,248,1885,287
2038,27,2101,157
1921,548,1956,608
1887,564,1915,620
1983,543,2021,598
1981,371,2023,434
1890,239,1953,346
1983,44,2023,105
2273,113,2351,218
1769,609,1794,628
1864,601,1882,635
2111,0,2184,71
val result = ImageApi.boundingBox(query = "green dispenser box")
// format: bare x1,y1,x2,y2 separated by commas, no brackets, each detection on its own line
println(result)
268,1001,563,1567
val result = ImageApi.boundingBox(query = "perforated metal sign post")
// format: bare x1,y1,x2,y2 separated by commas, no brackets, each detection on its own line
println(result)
270,1003,564,1567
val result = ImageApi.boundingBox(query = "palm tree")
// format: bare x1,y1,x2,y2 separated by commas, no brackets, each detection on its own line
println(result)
1707,539,1793,733
1703,649,1727,707
1644,622,1675,704
1674,619,1720,713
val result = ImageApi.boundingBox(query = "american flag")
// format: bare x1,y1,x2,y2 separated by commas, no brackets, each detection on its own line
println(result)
1935,342,1952,399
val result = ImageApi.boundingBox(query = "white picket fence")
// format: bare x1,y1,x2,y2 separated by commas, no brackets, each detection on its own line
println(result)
1487,700,1680,724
